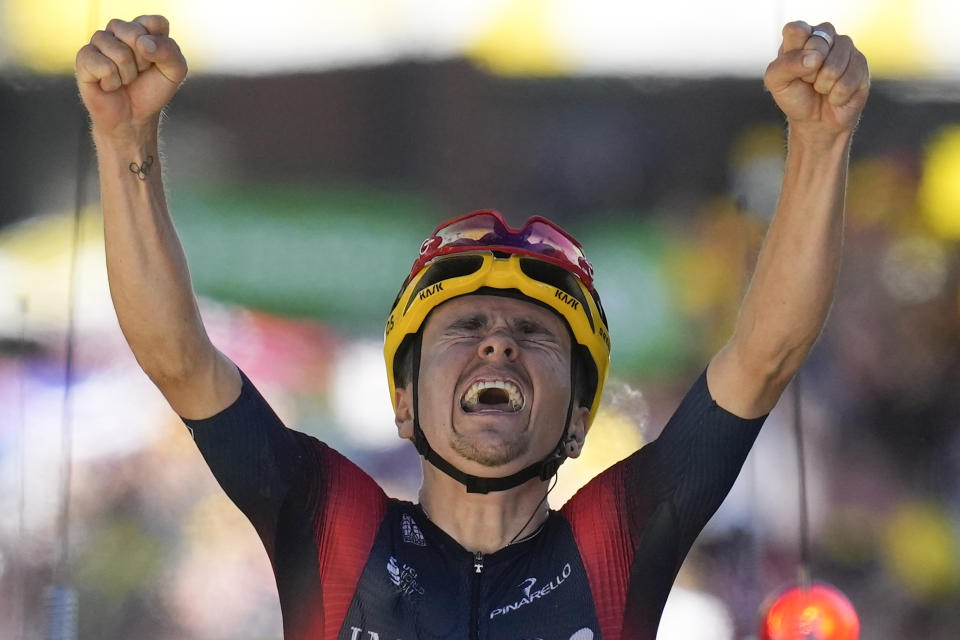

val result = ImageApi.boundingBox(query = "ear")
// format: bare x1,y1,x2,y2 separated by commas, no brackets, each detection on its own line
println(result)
564,406,590,459
394,384,414,440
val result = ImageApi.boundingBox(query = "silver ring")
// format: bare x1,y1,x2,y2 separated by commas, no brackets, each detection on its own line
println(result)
811,29,834,48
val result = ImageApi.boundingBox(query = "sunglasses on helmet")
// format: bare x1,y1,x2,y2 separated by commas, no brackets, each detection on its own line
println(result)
410,210,596,292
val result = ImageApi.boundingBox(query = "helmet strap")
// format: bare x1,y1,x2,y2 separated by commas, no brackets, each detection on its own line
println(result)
410,332,575,495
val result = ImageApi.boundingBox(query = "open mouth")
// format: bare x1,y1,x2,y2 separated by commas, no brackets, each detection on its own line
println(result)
460,379,525,413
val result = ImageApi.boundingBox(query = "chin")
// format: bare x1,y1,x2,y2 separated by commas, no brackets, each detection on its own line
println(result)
449,431,531,469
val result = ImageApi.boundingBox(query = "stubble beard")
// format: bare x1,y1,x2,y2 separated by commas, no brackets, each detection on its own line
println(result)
449,427,531,468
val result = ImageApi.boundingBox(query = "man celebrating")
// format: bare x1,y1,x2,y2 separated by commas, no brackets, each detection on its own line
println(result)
76,16,868,640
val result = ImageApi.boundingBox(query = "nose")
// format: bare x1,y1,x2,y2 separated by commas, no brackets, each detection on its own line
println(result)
477,331,518,361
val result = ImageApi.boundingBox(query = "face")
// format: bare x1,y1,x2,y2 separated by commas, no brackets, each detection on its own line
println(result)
396,295,587,476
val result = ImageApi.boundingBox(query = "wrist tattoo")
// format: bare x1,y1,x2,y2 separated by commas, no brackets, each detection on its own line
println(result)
128,155,155,180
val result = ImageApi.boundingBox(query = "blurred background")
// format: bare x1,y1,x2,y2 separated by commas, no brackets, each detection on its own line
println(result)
2,0,959,638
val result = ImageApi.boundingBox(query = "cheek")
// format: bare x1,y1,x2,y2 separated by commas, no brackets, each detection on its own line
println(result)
417,349,467,418
416,381,454,437
530,353,573,408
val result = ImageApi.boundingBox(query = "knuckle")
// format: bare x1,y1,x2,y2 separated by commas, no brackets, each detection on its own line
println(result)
135,14,169,32
75,45,92,67
117,49,136,68
833,82,852,98
83,50,104,70
833,82,855,101
783,21,808,37
839,73,860,91
94,56,115,75
819,60,842,80
814,78,834,94
106,18,126,32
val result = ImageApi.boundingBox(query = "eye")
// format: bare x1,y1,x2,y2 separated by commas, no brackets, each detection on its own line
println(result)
517,320,550,338
448,317,485,334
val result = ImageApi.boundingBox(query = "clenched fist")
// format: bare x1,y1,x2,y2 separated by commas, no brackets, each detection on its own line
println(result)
765,21,869,138
76,15,187,139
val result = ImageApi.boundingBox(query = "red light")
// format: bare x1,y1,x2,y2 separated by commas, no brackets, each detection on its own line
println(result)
760,583,859,640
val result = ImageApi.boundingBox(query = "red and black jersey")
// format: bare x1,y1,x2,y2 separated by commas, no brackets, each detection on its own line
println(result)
183,368,764,639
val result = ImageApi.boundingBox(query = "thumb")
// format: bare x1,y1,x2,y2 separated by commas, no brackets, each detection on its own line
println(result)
136,34,188,86
764,48,823,93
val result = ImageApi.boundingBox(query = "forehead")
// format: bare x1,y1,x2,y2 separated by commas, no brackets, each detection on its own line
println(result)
425,294,569,335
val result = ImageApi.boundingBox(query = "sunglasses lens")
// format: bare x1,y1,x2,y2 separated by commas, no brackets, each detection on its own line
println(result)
522,221,584,263
434,213,504,246
414,212,595,291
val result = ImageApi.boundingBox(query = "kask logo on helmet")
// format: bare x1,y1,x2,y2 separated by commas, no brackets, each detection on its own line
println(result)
417,282,444,301
554,288,580,310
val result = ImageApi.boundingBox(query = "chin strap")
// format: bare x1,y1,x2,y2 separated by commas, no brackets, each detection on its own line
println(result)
410,332,576,494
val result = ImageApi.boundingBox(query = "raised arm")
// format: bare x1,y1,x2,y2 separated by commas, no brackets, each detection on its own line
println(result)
707,21,870,418
76,16,240,418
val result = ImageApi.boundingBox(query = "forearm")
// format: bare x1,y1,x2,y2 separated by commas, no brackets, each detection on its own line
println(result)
727,128,850,387
708,21,866,418
96,123,211,382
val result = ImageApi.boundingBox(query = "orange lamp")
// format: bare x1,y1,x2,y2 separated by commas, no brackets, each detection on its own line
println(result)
760,583,859,640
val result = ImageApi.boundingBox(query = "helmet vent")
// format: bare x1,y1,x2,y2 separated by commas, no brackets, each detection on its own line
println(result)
403,255,484,313
518,258,594,330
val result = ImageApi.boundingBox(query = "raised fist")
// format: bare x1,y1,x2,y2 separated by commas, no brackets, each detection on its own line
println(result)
76,15,187,138
764,21,870,137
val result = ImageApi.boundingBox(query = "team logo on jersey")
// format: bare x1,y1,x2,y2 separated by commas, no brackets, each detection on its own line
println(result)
489,563,572,619
400,513,426,546
387,556,425,599
519,630,593,640
349,627,404,640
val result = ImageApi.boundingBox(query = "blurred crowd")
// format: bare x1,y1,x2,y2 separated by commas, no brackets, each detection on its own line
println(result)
1,77,959,640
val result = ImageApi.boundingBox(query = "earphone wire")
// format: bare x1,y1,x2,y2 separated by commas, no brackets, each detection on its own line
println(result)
508,473,558,546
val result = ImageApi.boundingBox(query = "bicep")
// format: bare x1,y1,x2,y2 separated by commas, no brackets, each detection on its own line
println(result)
156,347,242,420
707,341,792,419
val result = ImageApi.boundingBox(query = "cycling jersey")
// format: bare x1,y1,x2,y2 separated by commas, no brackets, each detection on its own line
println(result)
183,368,764,639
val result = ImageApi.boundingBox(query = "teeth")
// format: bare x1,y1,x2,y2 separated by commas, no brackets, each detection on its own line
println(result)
461,379,524,411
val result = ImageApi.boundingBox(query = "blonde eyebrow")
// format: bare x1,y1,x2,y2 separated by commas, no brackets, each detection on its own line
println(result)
446,315,488,331
513,317,554,335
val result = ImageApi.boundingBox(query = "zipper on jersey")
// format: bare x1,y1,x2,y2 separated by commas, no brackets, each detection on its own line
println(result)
470,551,483,640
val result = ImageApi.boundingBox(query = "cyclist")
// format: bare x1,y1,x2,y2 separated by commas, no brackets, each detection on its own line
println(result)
76,16,868,639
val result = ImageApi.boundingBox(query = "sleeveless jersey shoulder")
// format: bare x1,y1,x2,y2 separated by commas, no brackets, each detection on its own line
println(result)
182,368,390,639
560,368,766,639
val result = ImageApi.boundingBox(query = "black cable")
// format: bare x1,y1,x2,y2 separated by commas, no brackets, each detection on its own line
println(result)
16,298,28,640
507,473,558,546
47,6,100,636
53,84,92,585
792,373,811,590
